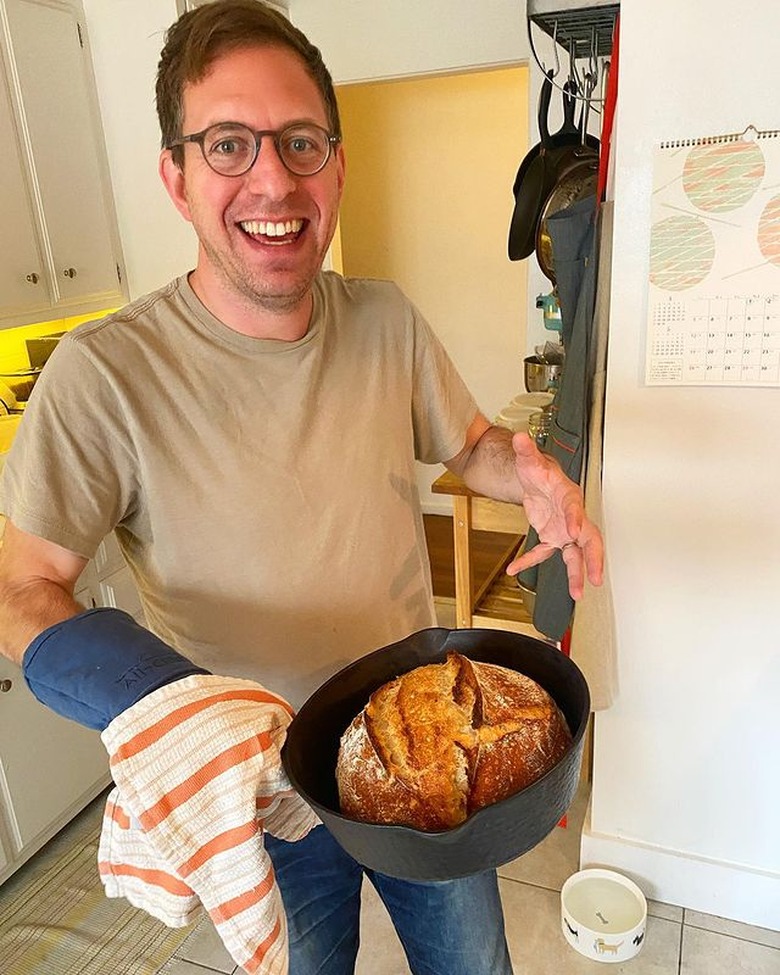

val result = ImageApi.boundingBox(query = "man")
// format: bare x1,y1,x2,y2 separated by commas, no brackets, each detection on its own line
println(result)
0,2,602,974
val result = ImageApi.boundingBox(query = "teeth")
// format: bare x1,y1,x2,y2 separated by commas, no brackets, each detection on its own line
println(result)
240,219,303,237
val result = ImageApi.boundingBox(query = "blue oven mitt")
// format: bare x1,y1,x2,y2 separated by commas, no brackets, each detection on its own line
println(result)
22,607,209,730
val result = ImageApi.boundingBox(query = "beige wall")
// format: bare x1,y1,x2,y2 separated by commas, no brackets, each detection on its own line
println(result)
336,67,529,510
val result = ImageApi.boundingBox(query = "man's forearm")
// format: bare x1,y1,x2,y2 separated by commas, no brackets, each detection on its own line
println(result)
0,578,82,665
449,424,525,503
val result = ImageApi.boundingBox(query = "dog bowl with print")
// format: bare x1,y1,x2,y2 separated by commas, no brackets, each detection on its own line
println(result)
281,627,590,881
561,868,648,963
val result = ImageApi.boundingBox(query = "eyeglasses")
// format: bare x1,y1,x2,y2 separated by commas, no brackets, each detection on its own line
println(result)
167,121,340,178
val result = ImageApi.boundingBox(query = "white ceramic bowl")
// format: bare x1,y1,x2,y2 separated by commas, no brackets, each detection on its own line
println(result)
561,868,647,963
494,392,554,432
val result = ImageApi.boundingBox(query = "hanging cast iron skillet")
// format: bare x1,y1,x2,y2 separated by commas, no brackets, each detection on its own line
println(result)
507,71,554,262
508,76,599,262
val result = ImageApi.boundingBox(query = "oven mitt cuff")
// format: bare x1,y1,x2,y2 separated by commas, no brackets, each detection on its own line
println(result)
22,607,209,731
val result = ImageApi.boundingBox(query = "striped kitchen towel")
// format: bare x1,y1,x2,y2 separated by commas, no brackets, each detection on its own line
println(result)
97,674,319,975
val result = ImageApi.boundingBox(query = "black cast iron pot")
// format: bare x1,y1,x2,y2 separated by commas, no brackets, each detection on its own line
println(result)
281,627,590,881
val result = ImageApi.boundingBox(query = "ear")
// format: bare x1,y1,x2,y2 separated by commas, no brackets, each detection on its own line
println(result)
159,149,193,223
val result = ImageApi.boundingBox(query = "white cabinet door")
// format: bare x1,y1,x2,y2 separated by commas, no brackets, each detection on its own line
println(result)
0,0,127,324
0,65,48,316
0,654,109,862
99,565,146,624
94,532,125,580
74,559,100,610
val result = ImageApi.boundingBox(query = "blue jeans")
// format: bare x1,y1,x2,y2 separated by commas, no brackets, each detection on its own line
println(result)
265,824,513,975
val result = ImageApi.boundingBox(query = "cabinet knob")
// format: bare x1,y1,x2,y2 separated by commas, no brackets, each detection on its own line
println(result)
63,267,78,279
0,679,12,693
26,272,40,284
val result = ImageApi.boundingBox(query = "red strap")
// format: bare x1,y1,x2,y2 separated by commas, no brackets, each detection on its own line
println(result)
597,13,620,203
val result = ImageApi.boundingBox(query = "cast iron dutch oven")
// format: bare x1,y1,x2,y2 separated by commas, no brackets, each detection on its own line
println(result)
508,76,599,262
281,627,590,881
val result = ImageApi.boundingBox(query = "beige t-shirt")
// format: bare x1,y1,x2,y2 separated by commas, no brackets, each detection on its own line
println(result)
1,273,478,706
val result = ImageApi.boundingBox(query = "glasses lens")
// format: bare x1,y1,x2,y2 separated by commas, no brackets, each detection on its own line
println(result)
278,124,331,175
202,123,257,176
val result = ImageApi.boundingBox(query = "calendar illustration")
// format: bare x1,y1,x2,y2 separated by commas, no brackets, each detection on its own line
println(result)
645,126,780,386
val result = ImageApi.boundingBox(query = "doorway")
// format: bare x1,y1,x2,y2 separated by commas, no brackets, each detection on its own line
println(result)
334,66,529,509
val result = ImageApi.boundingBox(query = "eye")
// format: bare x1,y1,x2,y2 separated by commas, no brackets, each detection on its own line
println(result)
281,126,326,158
210,136,252,156
214,138,241,155
204,125,254,159
288,135,316,154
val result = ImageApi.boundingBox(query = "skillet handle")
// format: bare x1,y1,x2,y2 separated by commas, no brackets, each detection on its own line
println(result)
559,81,579,138
538,70,554,150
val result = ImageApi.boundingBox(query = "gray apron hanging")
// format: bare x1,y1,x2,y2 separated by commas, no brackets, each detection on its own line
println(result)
518,194,598,641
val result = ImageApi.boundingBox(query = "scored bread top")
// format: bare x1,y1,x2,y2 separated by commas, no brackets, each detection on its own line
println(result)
336,652,572,831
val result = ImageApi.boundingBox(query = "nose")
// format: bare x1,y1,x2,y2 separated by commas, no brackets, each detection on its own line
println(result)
243,134,297,198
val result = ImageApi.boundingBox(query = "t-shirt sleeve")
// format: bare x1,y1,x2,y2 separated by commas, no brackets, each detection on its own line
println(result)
406,301,481,465
0,333,137,558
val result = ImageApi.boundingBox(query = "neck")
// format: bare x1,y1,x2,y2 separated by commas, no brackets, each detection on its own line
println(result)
188,269,316,341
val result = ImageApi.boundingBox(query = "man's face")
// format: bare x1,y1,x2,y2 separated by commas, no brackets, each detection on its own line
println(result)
161,45,344,318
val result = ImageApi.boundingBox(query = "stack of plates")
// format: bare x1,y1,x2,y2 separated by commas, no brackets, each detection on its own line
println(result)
494,392,554,432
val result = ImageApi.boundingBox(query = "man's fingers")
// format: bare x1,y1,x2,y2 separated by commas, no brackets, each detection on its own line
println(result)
508,538,591,601
560,541,585,600
506,541,557,576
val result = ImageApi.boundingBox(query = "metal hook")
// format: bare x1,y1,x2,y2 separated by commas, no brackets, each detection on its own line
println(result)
526,16,560,81
526,16,610,107
588,25,599,84
567,36,582,91
545,20,561,78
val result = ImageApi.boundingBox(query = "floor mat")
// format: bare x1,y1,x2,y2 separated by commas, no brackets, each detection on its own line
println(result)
0,793,201,975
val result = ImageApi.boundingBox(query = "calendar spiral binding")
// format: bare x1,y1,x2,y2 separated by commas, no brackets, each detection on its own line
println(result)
660,124,780,150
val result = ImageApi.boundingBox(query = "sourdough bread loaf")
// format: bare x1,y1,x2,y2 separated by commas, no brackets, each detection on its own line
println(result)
336,652,572,831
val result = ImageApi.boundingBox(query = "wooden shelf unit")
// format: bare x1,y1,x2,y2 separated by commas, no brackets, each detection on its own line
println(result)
431,471,548,641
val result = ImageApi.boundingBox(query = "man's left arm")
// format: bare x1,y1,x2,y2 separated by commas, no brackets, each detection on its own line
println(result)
444,413,603,600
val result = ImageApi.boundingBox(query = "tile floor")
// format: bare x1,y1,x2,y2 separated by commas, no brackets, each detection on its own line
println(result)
157,778,780,975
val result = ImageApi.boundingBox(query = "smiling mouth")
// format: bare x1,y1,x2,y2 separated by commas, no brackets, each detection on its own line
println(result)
239,218,305,244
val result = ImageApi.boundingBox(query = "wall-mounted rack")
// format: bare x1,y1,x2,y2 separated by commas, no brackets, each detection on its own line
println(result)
526,0,619,106
528,0,619,58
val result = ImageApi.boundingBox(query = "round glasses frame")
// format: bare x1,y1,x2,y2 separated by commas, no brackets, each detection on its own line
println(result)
167,121,341,178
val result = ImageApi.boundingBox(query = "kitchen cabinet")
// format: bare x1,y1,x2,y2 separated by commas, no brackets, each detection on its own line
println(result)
0,531,144,887
0,652,109,887
0,0,127,328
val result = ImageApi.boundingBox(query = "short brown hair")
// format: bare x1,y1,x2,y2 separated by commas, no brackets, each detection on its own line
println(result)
156,0,341,166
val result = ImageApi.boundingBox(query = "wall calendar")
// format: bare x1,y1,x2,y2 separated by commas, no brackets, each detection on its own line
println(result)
645,126,780,386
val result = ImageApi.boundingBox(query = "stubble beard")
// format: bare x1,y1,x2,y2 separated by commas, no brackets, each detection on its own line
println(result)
202,235,319,315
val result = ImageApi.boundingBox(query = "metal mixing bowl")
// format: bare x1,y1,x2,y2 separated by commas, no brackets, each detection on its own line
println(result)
524,354,562,392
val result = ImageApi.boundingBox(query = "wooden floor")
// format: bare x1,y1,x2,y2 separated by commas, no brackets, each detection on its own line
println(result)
423,512,517,600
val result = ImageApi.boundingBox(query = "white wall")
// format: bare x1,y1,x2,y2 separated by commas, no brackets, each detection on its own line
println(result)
292,0,527,83
583,0,780,929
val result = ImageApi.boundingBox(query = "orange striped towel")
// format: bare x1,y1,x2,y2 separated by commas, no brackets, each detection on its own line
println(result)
97,674,319,975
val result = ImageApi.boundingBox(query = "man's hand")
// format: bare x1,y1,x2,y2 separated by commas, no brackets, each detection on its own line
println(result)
505,432,603,599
